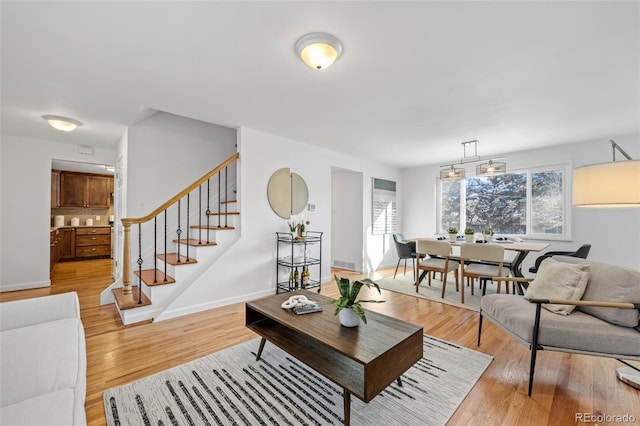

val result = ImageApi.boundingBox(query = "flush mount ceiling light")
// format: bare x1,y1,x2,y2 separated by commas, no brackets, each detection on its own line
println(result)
440,140,507,180
42,115,83,132
295,32,343,70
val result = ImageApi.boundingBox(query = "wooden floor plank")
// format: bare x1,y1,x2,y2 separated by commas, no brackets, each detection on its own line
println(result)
0,260,638,425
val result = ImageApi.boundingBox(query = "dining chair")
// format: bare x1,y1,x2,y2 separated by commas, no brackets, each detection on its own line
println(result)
392,234,425,279
415,240,459,297
459,243,506,304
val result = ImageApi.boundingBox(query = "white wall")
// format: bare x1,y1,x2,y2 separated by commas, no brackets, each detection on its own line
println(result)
126,112,237,218
156,127,401,319
401,133,640,272
0,135,115,291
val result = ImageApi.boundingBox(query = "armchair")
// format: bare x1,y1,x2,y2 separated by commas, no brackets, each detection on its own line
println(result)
528,243,591,274
478,256,640,395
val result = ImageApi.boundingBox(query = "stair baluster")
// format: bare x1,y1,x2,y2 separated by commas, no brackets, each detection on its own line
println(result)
153,217,157,283
198,185,202,244
186,193,190,262
176,200,182,263
164,210,168,281
224,166,228,228
137,223,143,304
217,171,221,228
206,178,211,244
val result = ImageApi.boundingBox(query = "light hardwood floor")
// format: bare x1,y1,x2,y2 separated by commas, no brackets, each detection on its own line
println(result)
2,259,638,425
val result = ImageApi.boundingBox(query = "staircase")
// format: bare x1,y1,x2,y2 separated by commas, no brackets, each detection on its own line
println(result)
102,153,240,325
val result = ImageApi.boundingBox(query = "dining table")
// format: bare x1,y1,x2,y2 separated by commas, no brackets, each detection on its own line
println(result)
411,237,549,295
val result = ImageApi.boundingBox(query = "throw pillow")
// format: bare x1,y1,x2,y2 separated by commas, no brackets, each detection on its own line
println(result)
524,258,590,315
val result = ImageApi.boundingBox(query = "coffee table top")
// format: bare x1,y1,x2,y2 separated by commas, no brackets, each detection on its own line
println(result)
246,290,423,365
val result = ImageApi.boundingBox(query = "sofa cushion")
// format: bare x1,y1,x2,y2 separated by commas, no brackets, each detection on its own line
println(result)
0,389,79,426
524,258,590,315
555,256,640,327
481,294,640,356
0,318,86,408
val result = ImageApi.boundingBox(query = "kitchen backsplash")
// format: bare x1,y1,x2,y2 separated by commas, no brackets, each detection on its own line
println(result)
51,206,114,227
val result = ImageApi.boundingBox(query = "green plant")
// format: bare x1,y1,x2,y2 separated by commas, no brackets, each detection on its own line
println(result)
330,275,384,324
448,227,458,234
464,228,475,235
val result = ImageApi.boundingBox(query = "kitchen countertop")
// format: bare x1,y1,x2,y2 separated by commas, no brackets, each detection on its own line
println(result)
51,225,113,232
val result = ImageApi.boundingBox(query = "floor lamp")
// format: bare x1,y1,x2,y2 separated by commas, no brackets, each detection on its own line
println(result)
573,139,640,390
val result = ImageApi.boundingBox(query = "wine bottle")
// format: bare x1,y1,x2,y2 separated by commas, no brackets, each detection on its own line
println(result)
288,269,294,290
293,267,300,290
302,266,310,287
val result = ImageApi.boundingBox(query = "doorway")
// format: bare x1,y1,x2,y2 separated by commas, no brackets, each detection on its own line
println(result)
331,167,363,272
51,159,115,283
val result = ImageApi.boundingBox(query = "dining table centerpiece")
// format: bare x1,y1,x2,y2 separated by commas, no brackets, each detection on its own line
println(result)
448,227,458,242
330,275,384,327
464,228,475,243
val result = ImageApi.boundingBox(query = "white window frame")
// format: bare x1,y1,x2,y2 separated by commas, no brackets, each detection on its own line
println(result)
436,162,573,241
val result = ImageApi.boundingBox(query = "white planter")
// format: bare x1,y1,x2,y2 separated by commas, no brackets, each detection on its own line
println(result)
339,307,360,327
449,234,457,242
465,235,474,243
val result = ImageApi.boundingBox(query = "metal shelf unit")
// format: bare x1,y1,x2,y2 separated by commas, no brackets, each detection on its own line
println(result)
276,231,323,294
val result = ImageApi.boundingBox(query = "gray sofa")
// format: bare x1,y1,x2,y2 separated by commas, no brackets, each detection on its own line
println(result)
478,256,640,395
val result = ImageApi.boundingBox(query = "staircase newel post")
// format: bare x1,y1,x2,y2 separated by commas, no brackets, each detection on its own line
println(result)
122,222,133,296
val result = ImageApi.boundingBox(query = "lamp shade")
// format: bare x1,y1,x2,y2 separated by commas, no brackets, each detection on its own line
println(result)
476,160,506,176
295,33,342,70
440,165,465,181
573,160,640,207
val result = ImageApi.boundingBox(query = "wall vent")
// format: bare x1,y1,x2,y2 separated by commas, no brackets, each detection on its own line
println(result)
332,260,356,270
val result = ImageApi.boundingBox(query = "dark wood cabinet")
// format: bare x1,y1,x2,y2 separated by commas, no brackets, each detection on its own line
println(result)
59,172,112,208
75,227,111,258
51,170,60,207
58,228,76,259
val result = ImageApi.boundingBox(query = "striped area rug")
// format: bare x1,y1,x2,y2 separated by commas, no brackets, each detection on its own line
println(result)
103,335,492,426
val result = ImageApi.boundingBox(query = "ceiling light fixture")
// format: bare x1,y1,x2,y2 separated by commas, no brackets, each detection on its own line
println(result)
42,115,83,132
573,140,640,208
295,32,343,70
477,159,507,176
440,140,507,180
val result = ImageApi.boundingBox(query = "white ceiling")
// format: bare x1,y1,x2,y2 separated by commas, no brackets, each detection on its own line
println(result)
2,1,638,169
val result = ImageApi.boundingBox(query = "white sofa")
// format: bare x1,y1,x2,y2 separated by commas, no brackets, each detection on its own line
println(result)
0,292,87,425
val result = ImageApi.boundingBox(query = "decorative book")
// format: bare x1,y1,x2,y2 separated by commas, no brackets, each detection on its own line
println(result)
292,302,323,315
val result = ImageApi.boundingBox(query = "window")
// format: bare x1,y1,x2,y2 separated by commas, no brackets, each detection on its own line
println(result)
438,164,570,239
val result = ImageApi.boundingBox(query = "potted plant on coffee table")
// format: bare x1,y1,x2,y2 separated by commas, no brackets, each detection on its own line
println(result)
330,275,384,327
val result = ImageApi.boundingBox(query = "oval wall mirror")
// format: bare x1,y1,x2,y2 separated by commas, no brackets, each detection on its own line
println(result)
267,168,309,219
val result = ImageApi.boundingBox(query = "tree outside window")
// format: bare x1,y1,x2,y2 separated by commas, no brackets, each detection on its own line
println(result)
439,166,567,238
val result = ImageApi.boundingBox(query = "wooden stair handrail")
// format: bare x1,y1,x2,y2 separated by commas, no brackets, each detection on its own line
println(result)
121,152,239,226
119,152,239,297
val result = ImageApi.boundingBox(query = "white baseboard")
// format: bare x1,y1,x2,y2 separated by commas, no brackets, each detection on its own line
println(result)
0,280,50,292
153,288,274,322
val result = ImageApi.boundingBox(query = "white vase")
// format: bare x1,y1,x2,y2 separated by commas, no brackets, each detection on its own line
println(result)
339,307,360,327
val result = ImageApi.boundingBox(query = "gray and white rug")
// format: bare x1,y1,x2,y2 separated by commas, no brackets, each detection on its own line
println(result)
104,335,492,426
376,273,506,311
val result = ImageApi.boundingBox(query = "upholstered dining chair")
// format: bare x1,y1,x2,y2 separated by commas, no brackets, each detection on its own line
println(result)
459,243,506,304
415,240,459,297
392,234,425,279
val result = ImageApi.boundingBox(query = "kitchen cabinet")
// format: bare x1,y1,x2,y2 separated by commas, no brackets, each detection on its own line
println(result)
50,229,59,272
51,170,60,207
59,172,112,208
75,227,111,258
58,228,76,259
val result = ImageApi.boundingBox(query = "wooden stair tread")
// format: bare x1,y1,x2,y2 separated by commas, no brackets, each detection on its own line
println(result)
206,211,240,216
113,286,152,310
157,253,197,265
173,238,218,247
220,199,237,204
190,225,235,230
134,269,176,286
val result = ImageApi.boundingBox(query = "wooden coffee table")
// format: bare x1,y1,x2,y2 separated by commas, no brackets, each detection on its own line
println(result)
245,290,423,425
